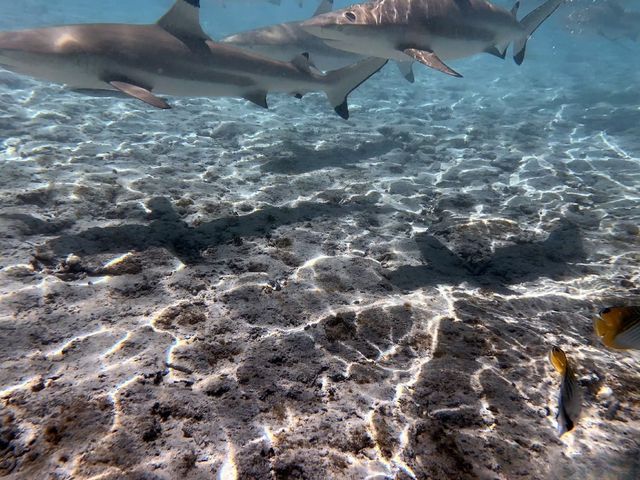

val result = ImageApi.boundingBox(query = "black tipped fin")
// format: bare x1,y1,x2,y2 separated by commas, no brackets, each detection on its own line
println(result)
294,93,304,99
109,81,171,109
291,52,317,74
485,46,506,59
334,101,349,120
514,45,526,65
395,61,415,83
157,0,209,40
313,0,334,16
513,0,563,66
403,48,462,78
511,1,520,18
244,91,269,109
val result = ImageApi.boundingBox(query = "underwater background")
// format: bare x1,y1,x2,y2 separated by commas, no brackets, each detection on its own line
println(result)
0,0,639,478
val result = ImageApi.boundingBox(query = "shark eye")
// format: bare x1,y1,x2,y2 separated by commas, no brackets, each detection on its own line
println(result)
344,11,356,22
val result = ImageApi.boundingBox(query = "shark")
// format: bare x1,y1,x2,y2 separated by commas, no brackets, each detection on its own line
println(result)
216,0,305,6
300,0,566,78
0,0,387,118
221,0,416,82
565,0,640,43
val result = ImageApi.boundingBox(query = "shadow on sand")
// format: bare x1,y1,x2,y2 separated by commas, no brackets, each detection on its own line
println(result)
385,218,586,292
259,135,404,175
41,196,587,292
44,197,390,263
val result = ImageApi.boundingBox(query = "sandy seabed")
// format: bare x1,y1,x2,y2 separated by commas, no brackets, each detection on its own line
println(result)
0,27,639,480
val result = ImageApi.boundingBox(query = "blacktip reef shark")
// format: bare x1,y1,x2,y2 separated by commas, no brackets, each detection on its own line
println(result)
300,0,566,78
0,0,387,118
566,0,640,43
216,0,305,6
221,0,416,82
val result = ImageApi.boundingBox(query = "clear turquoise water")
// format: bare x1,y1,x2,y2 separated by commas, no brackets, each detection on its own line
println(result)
0,1,638,479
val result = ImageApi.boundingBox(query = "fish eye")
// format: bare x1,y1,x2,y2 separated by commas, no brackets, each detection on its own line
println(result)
344,11,357,22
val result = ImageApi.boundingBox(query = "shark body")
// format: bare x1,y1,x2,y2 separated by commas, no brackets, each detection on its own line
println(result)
221,1,361,72
566,0,640,42
301,0,565,77
0,0,387,118
221,0,416,82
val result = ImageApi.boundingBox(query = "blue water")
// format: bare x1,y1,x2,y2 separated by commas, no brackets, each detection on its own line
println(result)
0,1,638,479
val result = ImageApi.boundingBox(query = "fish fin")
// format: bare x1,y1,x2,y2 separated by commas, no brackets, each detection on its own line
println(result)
549,346,567,375
484,46,506,59
611,320,640,350
395,61,415,83
513,0,564,65
593,317,608,338
157,0,210,40
291,52,313,74
403,48,462,77
558,402,575,436
511,1,520,18
313,0,334,17
108,81,171,109
595,306,632,349
323,57,387,119
244,91,269,108
334,101,349,120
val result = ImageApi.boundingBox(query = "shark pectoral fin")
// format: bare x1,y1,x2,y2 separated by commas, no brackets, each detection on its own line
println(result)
484,46,506,59
244,91,269,109
403,49,462,77
109,81,171,109
395,61,415,83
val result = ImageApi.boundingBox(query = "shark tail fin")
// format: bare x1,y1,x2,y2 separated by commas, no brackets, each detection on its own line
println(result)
513,0,564,65
322,57,387,119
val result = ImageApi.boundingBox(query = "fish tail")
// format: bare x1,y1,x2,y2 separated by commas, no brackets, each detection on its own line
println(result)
513,0,565,65
594,307,629,349
549,346,567,374
322,57,387,119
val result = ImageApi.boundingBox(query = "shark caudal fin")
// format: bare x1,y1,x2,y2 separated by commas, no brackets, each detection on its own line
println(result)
513,0,564,65
322,57,387,119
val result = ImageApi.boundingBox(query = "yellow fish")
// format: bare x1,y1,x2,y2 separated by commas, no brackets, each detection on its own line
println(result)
549,346,582,436
594,306,640,350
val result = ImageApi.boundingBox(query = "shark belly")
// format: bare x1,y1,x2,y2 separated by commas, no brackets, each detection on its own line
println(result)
429,36,493,61
150,76,251,98
0,53,104,89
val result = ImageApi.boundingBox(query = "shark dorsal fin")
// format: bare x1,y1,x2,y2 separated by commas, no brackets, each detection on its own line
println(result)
313,0,334,17
291,52,312,73
511,1,520,19
157,0,209,40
